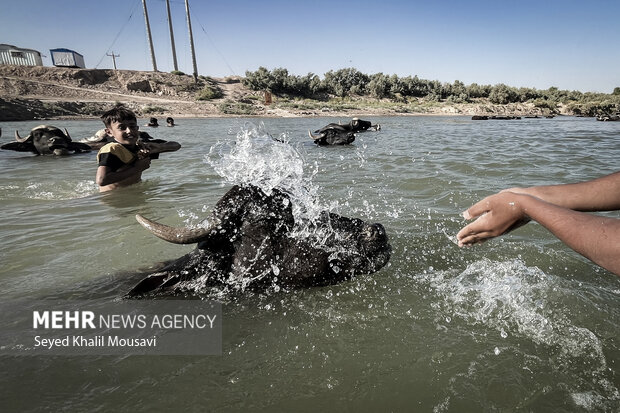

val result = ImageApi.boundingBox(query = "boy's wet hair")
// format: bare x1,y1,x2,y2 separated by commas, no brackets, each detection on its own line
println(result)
100,105,137,127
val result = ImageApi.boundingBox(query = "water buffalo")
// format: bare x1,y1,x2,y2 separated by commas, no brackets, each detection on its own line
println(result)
308,118,381,145
1,125,91,155
596,114,620,121
78,128,111,150
127,185,391,296
80,130,181,153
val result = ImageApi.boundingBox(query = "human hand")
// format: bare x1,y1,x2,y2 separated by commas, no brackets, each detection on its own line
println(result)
136,142,151,159
457,192,531,246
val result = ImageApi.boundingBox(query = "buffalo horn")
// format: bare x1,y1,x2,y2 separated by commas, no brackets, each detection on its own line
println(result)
308,130,322,140
135,214,215,244
15,130,29,142
64,128,72,140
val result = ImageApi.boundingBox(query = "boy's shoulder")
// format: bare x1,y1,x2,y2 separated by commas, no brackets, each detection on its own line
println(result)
97,142,136,163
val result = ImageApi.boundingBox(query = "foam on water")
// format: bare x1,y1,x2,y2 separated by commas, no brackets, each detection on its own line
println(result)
0,180,98,200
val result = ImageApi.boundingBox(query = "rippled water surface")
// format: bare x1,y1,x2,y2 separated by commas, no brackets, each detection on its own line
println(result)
1,116,619,411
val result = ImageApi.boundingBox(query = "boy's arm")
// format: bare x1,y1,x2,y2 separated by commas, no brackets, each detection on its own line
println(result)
457,192,620,275
504,171,620,212
138,140,181,155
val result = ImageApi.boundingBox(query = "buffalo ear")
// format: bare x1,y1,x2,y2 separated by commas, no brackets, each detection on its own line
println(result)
1,141,37,153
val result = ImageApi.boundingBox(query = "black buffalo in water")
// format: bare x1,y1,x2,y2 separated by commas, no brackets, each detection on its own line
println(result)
1,125,91,156
127,185,391,296
79,129,181,153
308,118,381,145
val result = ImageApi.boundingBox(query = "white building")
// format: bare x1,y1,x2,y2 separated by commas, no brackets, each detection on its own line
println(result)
0,44,43,66
50,48,85,68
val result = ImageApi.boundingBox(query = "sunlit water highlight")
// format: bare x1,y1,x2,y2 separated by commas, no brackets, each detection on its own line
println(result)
0,116,618,411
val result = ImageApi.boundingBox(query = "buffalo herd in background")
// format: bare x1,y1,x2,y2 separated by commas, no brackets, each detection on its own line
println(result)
3,113,619,156
0,117,381,156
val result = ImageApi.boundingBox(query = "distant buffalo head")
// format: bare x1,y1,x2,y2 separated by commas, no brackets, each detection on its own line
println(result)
308,126,356,145
308,118,381,146
1,125,91,155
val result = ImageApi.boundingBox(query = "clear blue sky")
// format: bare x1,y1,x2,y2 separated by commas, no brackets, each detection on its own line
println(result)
2,0,619,93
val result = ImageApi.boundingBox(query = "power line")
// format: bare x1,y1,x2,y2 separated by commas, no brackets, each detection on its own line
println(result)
191,9,237,76
95,0,141,69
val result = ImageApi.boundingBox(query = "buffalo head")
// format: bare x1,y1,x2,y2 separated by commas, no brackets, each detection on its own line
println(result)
1,125,91,155
308,125,356,145
79,130,181,153
126,185,391,296
308,118,381,146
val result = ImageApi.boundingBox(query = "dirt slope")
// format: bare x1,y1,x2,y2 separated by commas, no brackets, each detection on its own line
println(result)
0,65,257,121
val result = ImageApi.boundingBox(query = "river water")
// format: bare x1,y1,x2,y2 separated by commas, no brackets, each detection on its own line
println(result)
0,116,618,411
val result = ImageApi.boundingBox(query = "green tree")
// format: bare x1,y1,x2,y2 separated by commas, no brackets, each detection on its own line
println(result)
466,83,492,99
451,80,466,97
243,67,271,91
367,73,391,99
489,84,519,104
323,68,369,98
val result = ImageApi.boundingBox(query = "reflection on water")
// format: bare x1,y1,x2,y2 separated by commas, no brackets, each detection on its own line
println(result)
0,116,618,411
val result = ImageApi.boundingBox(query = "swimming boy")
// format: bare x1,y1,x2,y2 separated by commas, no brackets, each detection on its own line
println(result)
95,106,179,192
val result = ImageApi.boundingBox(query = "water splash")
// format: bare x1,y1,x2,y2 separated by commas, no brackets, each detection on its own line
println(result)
425,260,601,356
421,259,619,410
204,122,325,227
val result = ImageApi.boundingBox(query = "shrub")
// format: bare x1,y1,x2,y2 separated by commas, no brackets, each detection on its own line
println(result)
243,67,325,98
489,84,519,104
218,100,260,115
142,105,165,114
241,67,619,113
323,68,369,97
196,84,224,100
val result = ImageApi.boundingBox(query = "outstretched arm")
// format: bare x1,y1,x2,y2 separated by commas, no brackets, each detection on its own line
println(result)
505,171,620,211
457,192,620,275
138,139,181,155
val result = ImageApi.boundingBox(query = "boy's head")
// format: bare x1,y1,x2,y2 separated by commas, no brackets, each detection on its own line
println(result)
101,106,139,145
100,106,137,128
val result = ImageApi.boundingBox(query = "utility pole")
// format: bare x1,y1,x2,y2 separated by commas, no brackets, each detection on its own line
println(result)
106,52,120,70
166,0,179,72
141,0,158,71
185,0,198,81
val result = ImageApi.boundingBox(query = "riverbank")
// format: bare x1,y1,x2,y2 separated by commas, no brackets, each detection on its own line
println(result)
0,65,571,121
